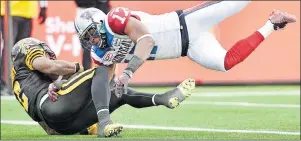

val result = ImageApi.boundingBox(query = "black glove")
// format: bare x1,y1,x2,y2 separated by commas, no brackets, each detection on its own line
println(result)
38,7,47,24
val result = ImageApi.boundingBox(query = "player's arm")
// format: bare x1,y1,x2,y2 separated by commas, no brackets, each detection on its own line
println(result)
119,17,155,83
108,7,154,93
26,46,83,75
119,17,155,94
109,8,155,61
124,17,155,62
32,57,82,76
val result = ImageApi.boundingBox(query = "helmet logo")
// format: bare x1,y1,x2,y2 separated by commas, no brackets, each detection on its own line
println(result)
80,10,96,20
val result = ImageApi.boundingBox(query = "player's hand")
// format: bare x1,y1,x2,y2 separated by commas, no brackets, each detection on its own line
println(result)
114,78,127,98
47,83,59,102
47,80,67,102
114,70,132,97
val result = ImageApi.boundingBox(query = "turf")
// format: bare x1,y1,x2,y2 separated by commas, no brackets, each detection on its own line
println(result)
1,124,300,140
1,85,300,140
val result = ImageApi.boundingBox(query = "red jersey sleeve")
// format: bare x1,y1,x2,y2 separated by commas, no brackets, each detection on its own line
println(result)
107,7,131,35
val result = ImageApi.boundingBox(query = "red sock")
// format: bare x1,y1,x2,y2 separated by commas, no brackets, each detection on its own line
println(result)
224,31,265,70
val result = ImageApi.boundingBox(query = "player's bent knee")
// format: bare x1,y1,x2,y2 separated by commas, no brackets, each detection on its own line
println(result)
187,33,228,72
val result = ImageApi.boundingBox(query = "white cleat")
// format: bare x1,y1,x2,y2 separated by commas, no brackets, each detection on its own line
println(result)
177,78,196,98
98,123,123,138
164,78,196,109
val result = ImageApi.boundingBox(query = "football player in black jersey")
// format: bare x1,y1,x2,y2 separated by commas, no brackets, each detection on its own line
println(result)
11,37,195,137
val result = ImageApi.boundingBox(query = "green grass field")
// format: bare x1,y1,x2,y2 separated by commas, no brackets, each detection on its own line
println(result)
1,85,300,140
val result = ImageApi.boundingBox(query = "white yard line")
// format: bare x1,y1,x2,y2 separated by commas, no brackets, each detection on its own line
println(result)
1,120,299,135
193,90,300,97
182,101,300,108
2,120,37,125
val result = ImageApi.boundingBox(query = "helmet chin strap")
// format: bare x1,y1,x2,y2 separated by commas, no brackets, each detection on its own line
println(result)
99,32,107,49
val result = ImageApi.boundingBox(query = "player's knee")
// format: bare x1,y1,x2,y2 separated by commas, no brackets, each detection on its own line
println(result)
188,51,227,72
214,65,227,72
205,58,228,72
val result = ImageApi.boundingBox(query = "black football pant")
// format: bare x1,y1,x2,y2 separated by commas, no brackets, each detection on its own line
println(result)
39,68,157,135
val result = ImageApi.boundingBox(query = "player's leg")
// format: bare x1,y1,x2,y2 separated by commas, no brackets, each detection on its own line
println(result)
121,78,196,109
187,32,227,71
183,1,251,42
109,91,127,113
101,77,196,116
11,17,20,45
90,66,123,137
79,89,127,135
45,98,117,136
61,100,102,135
63,89,128,136
40,67,122,137
187,31,266,72
15,17,32,43
187,10,296,72
79,78,197,135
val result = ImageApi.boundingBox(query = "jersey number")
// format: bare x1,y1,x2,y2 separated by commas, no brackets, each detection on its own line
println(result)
13,81,29,111
111,7,129,24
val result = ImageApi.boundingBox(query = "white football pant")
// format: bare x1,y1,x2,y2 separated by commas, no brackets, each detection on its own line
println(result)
184,1,251,71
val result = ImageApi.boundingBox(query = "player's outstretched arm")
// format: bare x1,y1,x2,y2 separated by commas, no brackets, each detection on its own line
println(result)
32,57,83,76
114,17,155,96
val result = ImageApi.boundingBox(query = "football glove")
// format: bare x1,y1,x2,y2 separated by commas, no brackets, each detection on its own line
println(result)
114,70,132,98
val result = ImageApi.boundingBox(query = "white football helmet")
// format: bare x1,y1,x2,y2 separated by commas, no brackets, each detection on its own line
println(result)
74,7,108,50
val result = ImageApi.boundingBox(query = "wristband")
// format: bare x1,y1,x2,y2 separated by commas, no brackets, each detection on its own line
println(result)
74,63,80,73
125,55,144,73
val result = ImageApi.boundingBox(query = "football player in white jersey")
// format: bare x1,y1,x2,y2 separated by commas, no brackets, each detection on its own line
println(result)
74,1,296,97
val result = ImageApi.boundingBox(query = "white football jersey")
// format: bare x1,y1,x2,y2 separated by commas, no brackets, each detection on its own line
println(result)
91,7,182,66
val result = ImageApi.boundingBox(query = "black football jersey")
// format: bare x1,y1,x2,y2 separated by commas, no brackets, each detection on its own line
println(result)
11,38,53,121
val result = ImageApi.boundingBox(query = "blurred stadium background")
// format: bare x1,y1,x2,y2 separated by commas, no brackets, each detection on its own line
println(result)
1,1,300,140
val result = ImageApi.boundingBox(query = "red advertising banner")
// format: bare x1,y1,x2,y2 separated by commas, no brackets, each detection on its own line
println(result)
31,1,300,84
